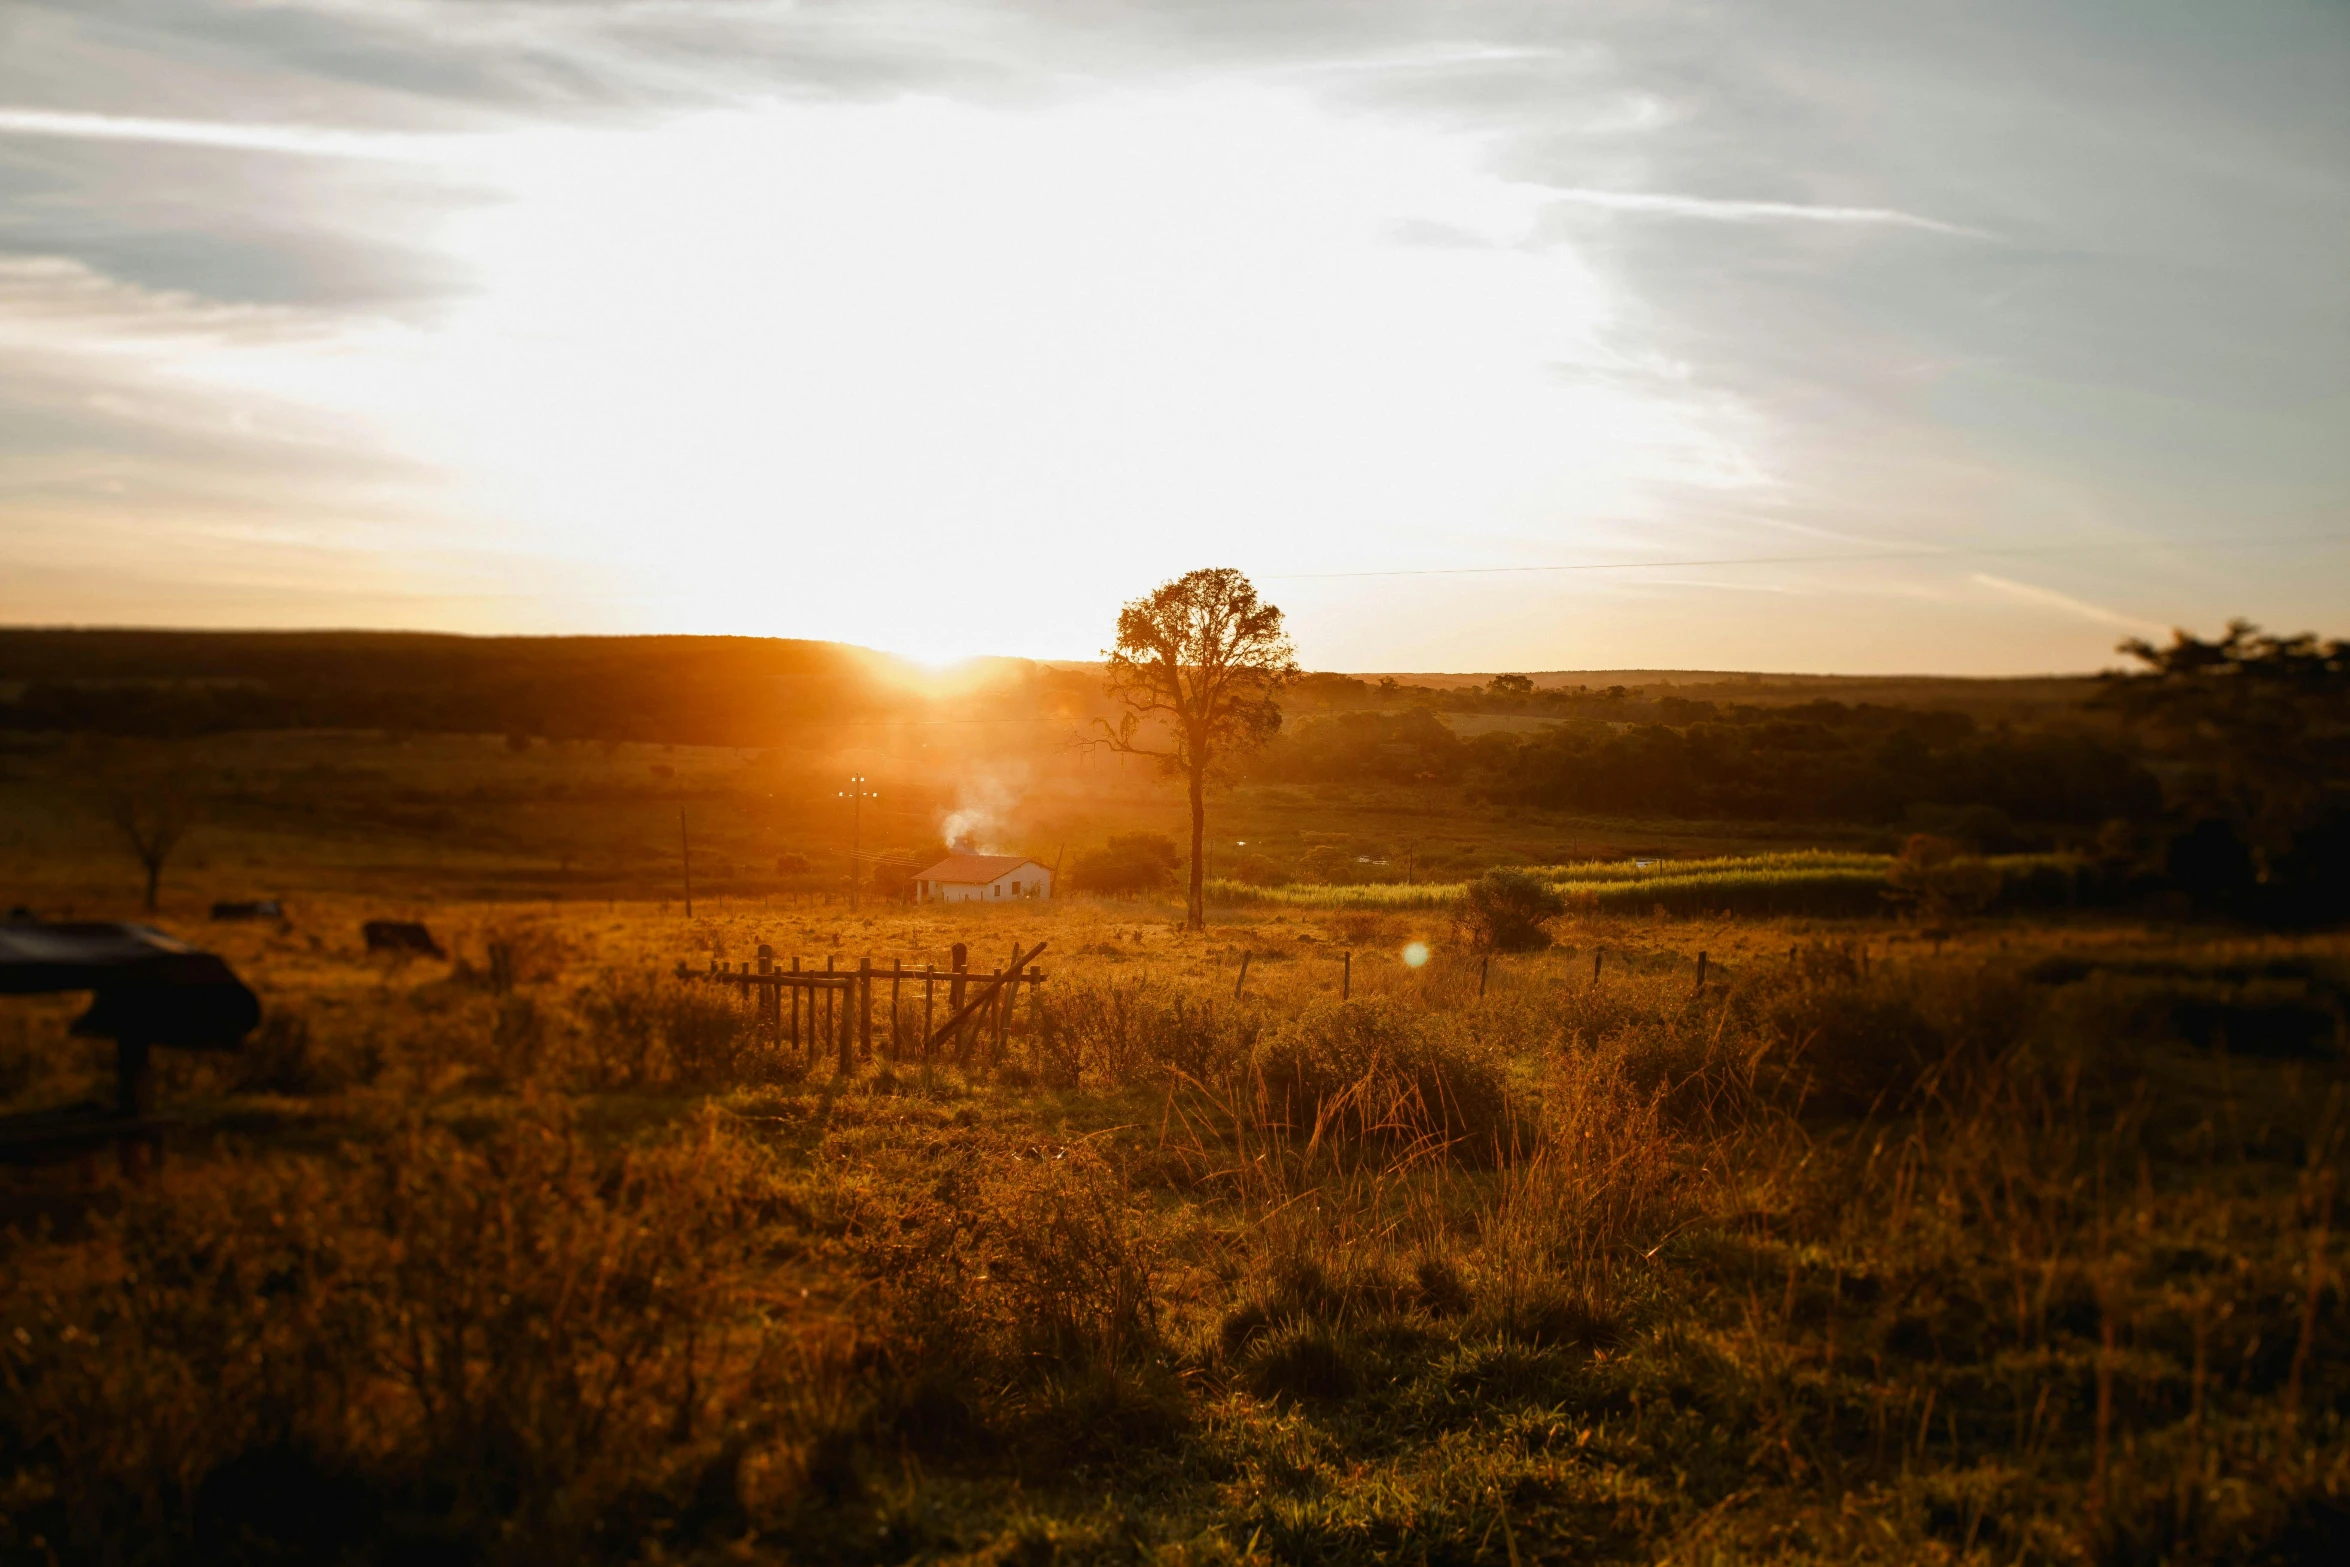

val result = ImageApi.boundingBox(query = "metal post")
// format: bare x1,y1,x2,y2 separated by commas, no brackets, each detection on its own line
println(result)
838,775,877,911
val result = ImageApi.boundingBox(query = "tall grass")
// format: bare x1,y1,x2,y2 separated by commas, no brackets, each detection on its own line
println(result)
5,914,2342,1562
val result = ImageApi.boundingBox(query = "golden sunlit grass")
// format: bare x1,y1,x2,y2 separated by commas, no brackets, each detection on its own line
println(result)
5,882,2345,1563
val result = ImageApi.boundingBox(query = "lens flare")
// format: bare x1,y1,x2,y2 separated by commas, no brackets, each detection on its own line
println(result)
1403,941,1431,968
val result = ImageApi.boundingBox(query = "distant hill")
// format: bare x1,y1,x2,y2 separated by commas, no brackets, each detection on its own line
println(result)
2,628,2106,743
0,628,972,745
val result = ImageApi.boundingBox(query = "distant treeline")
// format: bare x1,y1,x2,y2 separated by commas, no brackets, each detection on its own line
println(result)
1253,702,2157,840
0,630,1055,746
1282,669,2097,724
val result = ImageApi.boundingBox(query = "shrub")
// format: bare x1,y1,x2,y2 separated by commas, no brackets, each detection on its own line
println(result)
1069,833,1181,896
987,1151,1163,1370
1246,999,1516,1160
1885,833,2001,924
571,969,769,1088
1240,1324,1360,1402
1727,951,2032,1115
1034,977,1258,1086
1456,867,1566,951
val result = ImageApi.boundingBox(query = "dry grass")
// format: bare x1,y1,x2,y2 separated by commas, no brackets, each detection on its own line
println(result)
4,893,2346,1562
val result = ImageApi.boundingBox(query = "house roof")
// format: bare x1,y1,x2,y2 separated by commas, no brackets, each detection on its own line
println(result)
917,854,1048,884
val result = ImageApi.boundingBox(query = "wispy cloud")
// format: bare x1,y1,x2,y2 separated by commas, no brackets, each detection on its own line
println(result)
0,107,450,162
1972,573,2156,631
1546,187,1985,236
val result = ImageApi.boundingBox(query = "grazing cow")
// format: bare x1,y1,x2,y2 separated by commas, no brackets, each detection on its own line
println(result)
210,899,283,921
362,920,444,958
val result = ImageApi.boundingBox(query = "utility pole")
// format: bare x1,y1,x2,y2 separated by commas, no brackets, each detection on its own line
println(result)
838,774,878,910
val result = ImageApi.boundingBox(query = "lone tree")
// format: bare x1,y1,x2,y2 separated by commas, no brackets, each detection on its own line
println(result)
1103,568,1297,930
98,761,202,913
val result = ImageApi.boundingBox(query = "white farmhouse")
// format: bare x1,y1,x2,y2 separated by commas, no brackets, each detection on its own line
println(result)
913,854,1054,904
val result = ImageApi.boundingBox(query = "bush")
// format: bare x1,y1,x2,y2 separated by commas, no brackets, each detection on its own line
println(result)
1884,833,2000,924
1247,999,1516,1160
1069,833,1181,896
571,969,773,1088
1033,976,1259,1086
1456,867,1566,951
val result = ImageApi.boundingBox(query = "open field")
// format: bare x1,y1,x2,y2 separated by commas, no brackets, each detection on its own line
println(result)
0,725,1875,917
6,872,2347,1563
4,629,2343,1563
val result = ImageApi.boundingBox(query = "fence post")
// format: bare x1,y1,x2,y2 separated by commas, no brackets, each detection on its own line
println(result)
1593,948,1604,987
891,958,903,1060
1233,952,1252,1000
1693,951,1708,995
949,943,968,1064
1479,954,1490,999
1342,950,1351,1000
836,970,853,1077
790,955,801,1055
923,964,935,1063
991,967,1008,1064
757,944,774,1039
858,957,873,1062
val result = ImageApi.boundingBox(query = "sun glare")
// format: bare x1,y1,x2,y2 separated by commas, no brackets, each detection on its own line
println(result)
243,86,1745,660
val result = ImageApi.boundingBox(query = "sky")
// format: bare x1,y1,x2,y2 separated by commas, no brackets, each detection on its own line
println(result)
1,1,2344,674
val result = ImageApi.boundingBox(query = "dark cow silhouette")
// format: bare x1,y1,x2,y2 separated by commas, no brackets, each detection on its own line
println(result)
211,899,283,921
362,920,444,958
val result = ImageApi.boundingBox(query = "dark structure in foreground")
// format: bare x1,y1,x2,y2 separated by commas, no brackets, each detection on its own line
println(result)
0,918,259,1173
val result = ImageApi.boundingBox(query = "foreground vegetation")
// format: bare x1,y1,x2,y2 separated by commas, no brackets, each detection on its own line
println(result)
5,895,2344,1564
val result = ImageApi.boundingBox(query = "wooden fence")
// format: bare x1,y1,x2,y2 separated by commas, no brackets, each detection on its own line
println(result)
685,940,1046,1073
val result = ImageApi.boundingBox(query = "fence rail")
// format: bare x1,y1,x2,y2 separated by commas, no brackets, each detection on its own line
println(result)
682,941,1048,1074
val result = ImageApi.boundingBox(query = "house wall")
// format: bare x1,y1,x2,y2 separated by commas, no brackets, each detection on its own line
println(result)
919,865,1053,903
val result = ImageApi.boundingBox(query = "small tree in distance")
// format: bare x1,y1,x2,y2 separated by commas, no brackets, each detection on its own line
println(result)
1884,833,2000,928
1102,568,1298,930
98,761,202,913
1069,833,1181,897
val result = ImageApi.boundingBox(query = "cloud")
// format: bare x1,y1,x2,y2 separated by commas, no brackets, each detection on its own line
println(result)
1543,186,1986,236
0,107,454,162
1970,573,2157,632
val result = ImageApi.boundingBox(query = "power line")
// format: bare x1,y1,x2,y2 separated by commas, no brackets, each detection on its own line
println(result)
1264,531,2350,582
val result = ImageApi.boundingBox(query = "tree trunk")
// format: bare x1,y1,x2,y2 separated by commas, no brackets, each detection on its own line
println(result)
1186,763,1206,930
142,858,161,913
